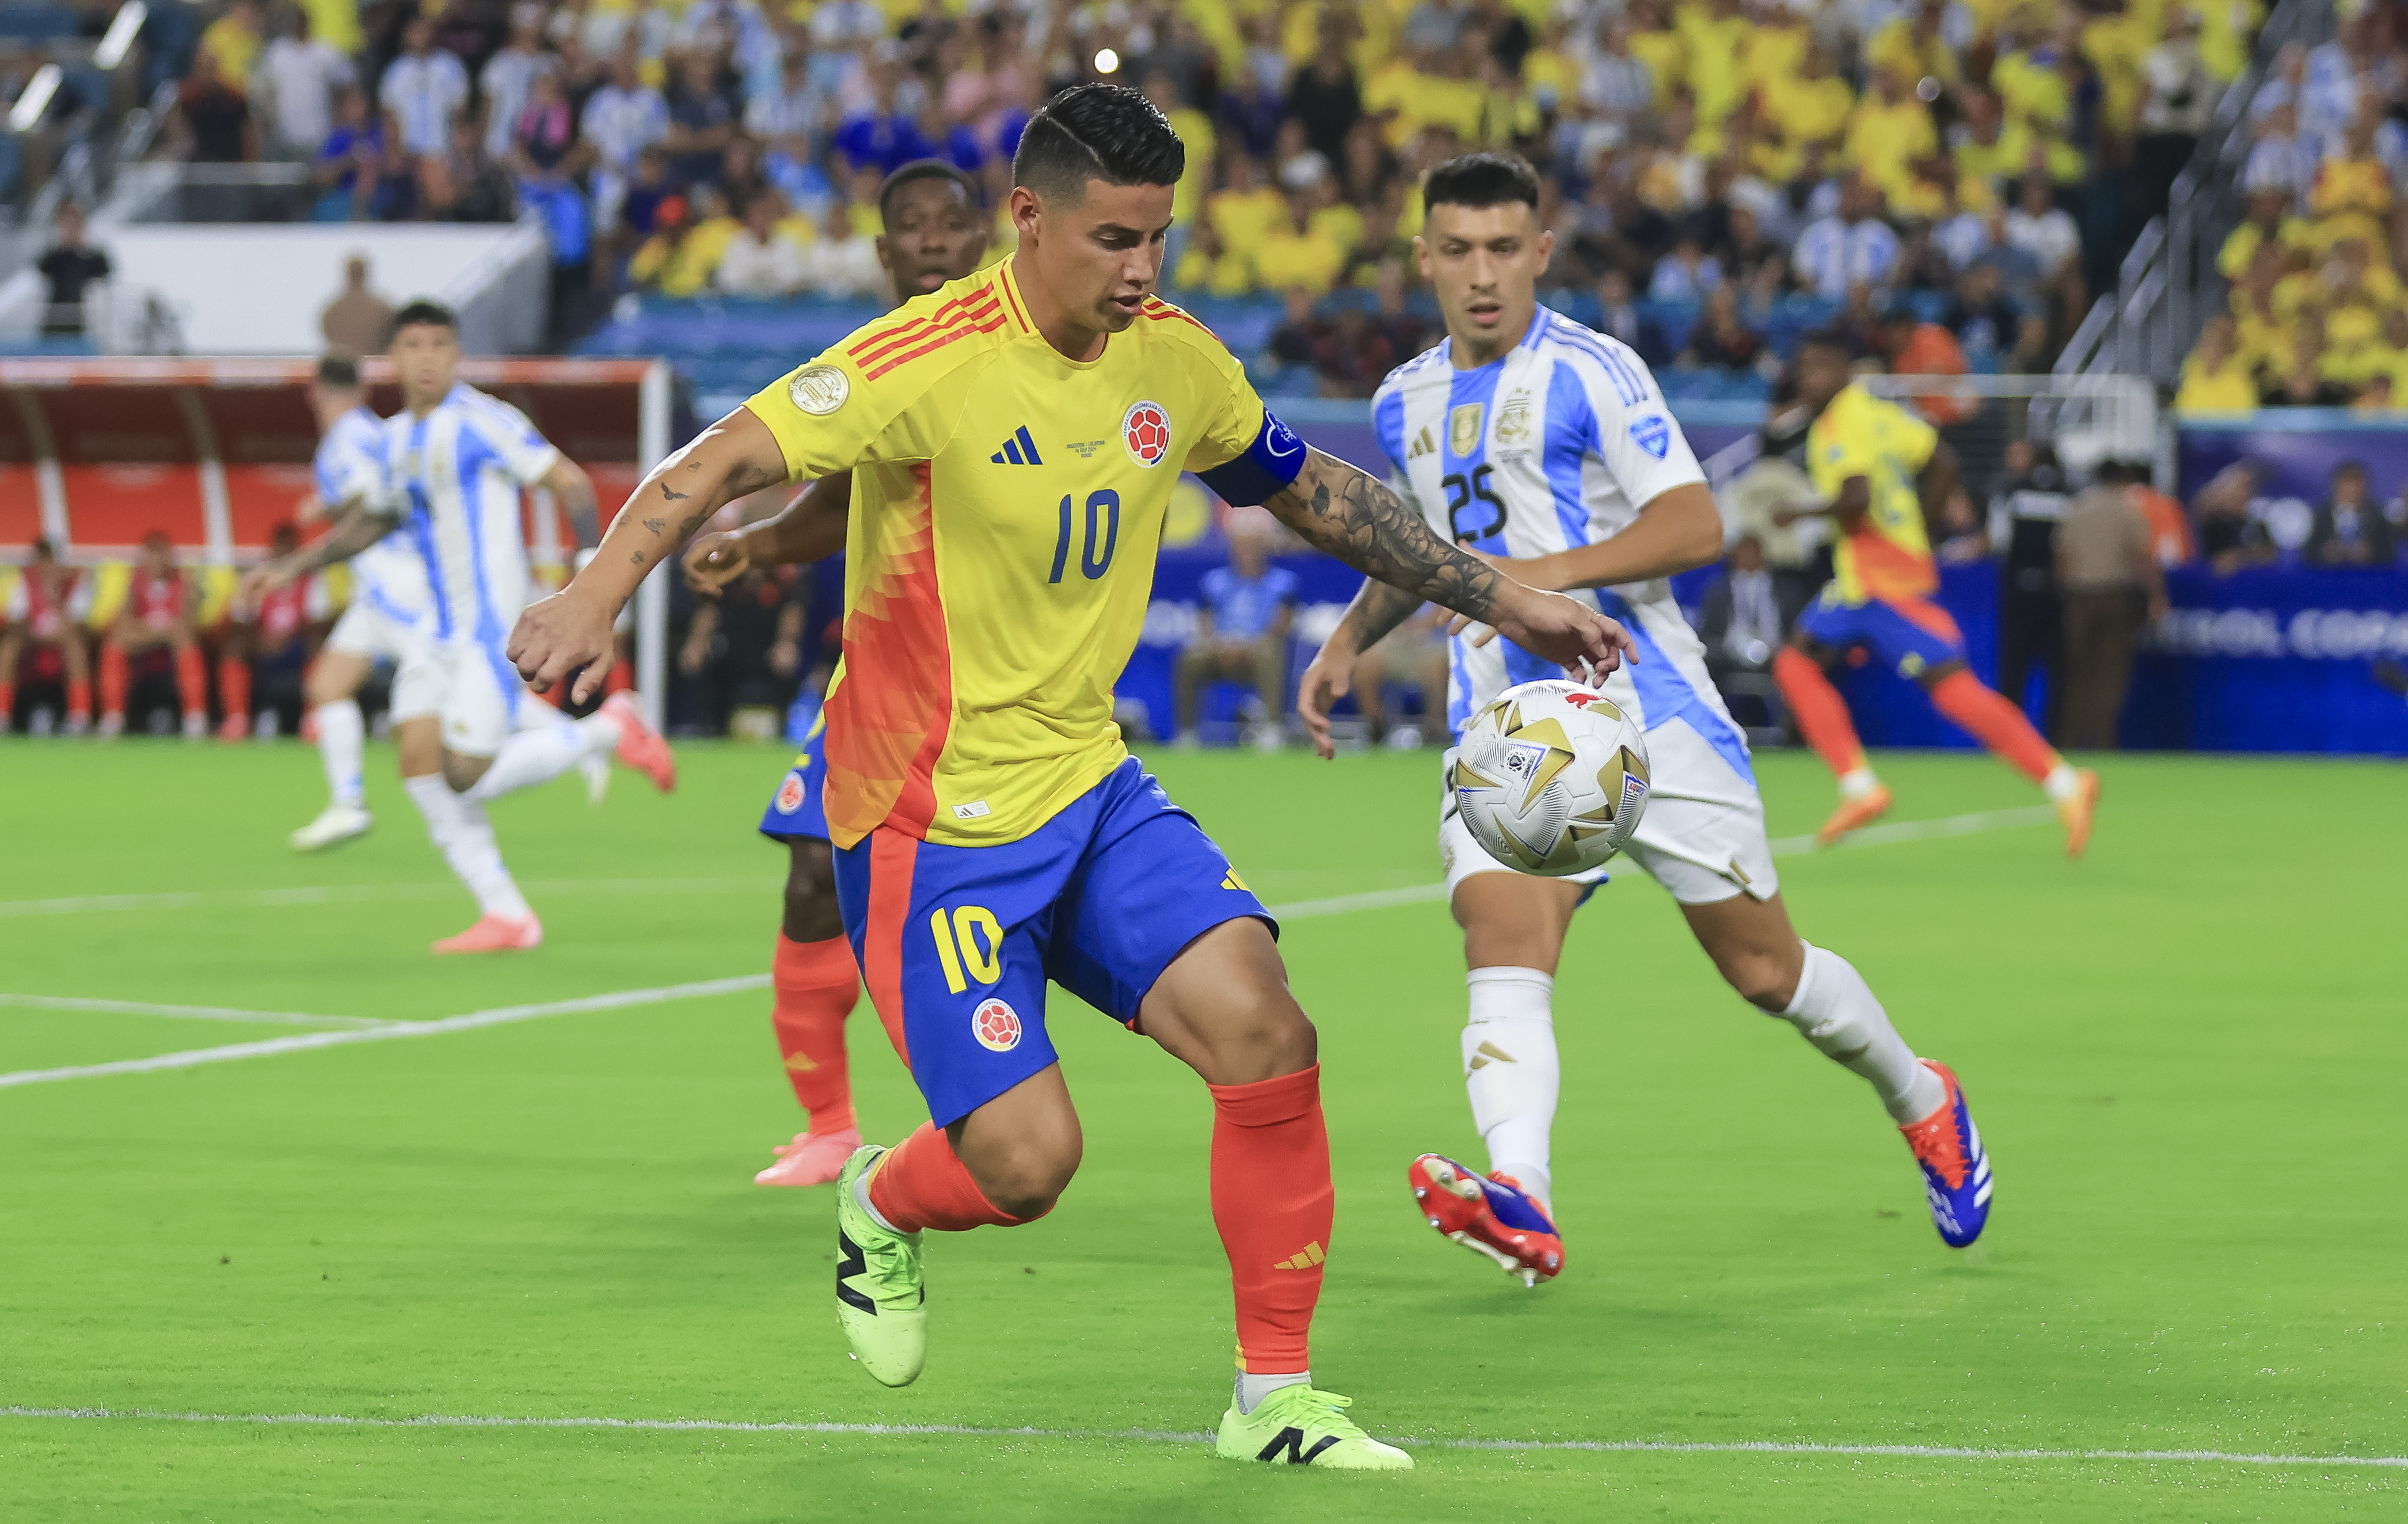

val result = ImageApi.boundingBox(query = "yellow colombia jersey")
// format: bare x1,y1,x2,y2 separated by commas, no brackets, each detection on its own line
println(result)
745,260,1269,851
1808,383,1940,604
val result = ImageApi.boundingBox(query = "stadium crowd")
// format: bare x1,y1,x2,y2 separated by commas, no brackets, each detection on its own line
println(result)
140,0,2316,392
2175,9,2408,413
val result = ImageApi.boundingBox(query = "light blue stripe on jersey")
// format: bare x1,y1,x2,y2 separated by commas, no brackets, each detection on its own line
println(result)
452,426,522,721
1546,315,1647,406
1596,590,1755,784
1541,360,1599,551
1373,386,1408,474
402,415,452,641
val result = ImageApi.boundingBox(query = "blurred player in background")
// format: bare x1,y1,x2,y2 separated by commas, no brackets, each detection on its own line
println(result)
0,537,93,733
514,86,1630,1468
249,306,674,951
1772,334,2100,854
214,521,333,740
98,531,207,739
1301,155,1993,1284
275,355,439,850
683,159,987,1189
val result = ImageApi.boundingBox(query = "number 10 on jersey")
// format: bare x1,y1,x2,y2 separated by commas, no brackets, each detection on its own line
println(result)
1049,489,1120,583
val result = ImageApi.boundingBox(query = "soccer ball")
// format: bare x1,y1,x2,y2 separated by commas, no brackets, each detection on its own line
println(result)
1448,680,1651,877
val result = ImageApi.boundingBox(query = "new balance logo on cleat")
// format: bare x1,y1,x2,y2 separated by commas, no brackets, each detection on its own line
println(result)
989,425,1044,465
835,1229,877,1315
1257,1428,1341,1464
1272,1241,1326,1270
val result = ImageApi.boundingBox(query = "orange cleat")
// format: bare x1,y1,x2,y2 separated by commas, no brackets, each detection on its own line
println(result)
431,912,543,954
753,1126,863,1187
216,713,249,742
1817,783,1893,847
2056,768,2101,859
602,692,676,793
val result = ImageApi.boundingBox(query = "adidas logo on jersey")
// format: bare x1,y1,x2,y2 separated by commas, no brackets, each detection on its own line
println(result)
1407,425,1436,460
989,425,1044,466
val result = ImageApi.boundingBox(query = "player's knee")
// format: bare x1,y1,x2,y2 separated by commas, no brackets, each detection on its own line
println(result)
964,1131,1081,1221
782,841,842,942
1915,657,1969,691
440,753,489,793
1721,944,1801,1011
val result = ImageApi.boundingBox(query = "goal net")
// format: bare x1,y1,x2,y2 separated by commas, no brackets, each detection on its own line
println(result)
0,356,676,723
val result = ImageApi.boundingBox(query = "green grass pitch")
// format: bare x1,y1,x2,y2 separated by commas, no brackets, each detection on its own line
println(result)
1,738,2401,1521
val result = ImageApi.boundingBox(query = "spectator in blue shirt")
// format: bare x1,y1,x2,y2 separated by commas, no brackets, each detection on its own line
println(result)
1176,511,1299,749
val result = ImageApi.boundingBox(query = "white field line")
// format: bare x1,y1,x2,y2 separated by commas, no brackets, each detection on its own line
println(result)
0,876,783,919
2,1406,2401,1470
0,807,2057,1091
0,993,386,1030
0,976,770,1091
1267,806,2059,921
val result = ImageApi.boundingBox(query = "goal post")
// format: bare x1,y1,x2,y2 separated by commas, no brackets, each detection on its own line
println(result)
0,356,675,729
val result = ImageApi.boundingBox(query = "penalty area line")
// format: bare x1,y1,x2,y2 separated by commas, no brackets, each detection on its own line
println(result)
0,976,770,1091
2,1407,2401,1470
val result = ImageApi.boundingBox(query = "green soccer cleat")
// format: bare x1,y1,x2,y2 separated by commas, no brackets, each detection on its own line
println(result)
834,1145,926,1387
1214,1386,1415,1469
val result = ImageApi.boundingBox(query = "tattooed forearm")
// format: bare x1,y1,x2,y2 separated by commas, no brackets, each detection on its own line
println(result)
659,481,689,500
642,517,667,535
1264,448,1505,623
1336,576,1428,653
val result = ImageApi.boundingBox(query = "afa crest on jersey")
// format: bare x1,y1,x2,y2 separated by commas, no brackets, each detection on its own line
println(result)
1123,401,1171,467
1630,415,1672,459
973,998,1023,1052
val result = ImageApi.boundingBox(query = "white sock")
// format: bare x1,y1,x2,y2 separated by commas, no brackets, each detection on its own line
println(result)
1777,943,1945,1124
404,774,532,920
853,1168,900,1235
1235,1370,1311,1415
1839,765,1882,798
466,712,622,802
2042,762,2080,802
313,700,366,809
1462,965,1559,1207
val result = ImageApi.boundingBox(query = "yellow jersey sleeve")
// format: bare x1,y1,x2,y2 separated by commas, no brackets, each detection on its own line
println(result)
741,275,1011,481
1170,314,1269,477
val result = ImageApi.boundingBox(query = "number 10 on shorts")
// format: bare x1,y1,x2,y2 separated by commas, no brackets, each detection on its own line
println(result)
930,905,1005,993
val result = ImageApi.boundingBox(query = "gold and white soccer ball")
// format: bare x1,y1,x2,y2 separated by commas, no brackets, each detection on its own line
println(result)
1448,680,1652,877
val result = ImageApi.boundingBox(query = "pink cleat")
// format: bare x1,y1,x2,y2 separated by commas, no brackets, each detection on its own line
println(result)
602,691,676,793
753,1126,863,1187
431,912,544,954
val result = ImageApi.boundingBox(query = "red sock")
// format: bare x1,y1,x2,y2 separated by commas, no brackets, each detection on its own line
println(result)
867,1121,1032,1232
1211,1064,1331,1375
1928,669,2060,785
0,679,13,718
174,645,207,719
66,677,90,721
1773,647,1867,777
98,643,127,718
603,660,634,696
216,656,251,725
773,932,864,1135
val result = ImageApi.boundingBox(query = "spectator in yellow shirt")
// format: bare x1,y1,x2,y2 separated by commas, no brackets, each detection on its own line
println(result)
1207,154,1288,252
1764,40,1855,150
1740,2,1810,94
1143,71,1217,228
1844,70,1938,207
200,0,267,90
1625,0,1688,101
2305,113,2396,251
2215,186,2311,279
1253,185,1351,297
1867,0,1961,90
2175,315,2259,413
1676,0,1749,128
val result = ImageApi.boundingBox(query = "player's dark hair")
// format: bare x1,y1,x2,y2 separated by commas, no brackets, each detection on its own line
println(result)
881,159,982,219
1798,328,1852,359
1012,83,1184,204
1424,152,1541,216
317,355,360,389
387,300,458,342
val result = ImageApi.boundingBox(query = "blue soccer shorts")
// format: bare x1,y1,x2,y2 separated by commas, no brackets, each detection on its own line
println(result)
1796,589,1968,680
757,713,831,842
833,757,1274,1127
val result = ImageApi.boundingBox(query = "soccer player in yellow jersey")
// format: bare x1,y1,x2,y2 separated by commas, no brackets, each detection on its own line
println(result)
680,161,992,1190
508,84,1632,1470
1770,334,2101,854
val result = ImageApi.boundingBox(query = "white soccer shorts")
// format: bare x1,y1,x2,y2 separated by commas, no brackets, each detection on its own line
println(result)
325,600,442,722
424,637,533,759
1438,717,1781,907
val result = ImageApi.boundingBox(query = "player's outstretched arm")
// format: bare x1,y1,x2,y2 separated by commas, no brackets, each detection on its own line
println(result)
683,470,853,594
1497,482,1726,592
238,504,391,601
1265,445,1636,677
509,407,791,700
1295,577,1422,760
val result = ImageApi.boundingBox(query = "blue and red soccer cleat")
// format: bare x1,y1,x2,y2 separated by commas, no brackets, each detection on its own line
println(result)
1900,1060,1992,1247
1407,1154,1564,1287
